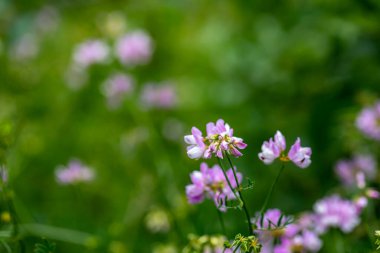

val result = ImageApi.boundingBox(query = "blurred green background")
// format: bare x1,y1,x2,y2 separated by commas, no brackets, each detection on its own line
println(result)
1,0,380,252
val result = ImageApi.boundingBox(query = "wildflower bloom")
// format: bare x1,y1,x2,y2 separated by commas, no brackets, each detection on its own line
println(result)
254,209,290,240
356,102,380,140
102,73,134,109
55,159,95,185
313,195,360,234
258,131,312,168
73,39,109,68
115,30,153,66
259,212,322,253
140,83,176,109
273,230,321,253
335,154,377,188
184,119,247,159
185,163,242,211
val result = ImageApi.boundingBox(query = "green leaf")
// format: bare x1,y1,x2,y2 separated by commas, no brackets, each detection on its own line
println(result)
33,238,56,253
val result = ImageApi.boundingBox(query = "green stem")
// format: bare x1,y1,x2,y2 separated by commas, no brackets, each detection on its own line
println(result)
217,158,240,201
225,153,253,236
216,209,226,235
259,163,285,226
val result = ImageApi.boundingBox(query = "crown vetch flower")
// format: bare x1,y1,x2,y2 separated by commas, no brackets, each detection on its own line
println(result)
356,102,380,140
335,154,377,188
258,131,312,168
184,127,207,159
185,163,242,211
184,119,247,159
102,73,134,109
140,83,176,109
115,30,153,66
313,195,360,234
273,230,321,253
73,39,109,68
55,159,95,185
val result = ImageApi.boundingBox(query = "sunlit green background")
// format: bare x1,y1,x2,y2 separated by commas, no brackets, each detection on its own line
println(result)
1,0,380,252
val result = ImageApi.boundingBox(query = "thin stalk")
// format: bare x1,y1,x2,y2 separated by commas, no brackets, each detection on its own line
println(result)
259,163,285,223
216,209,226,235
217,158,240,201
225,153,254,236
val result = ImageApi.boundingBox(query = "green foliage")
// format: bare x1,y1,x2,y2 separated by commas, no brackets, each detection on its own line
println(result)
227,234,261,253
33,239,56,253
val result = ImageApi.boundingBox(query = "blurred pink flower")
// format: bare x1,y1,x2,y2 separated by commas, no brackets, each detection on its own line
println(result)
73,39,109,68
55,159,95,185
141,83,176,109
313,195,360,234
115,30,153,66
356,102,380,140
102,73,134,109
335,154,377,188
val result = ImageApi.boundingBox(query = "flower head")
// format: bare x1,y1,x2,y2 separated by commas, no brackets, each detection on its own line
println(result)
258,131,312,168
313,195,360,234
185,163,242,211
55,159,95,185
356,102,380,140
73,39,109,68
102,73,134,109
115,30,153,66
335,154,377,188
184,119,247,159
140,83,176,109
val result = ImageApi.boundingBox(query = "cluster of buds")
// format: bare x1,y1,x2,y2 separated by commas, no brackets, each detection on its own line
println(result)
184,119,247,159
225,234,262,253
258,131,312,168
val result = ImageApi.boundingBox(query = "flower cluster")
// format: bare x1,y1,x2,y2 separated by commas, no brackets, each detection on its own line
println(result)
258,131,312,168
140,83,177,109
186,163,242,211
115,30,153,66
254,210,321,253
313,195,361,234
101,73,134,109
72,40,110,69
184,119,247,159
356,101,380,140
55,159,95,185
335,154,377,188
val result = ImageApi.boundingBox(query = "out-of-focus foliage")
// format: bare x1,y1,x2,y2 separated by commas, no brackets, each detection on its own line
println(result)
1,0,380,252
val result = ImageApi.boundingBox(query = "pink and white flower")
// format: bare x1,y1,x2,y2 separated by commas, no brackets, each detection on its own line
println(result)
184,119,247,159
185,163,242,211
258,131,312,168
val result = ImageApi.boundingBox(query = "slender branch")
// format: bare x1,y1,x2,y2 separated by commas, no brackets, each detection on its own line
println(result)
225,153,254,236
259,163,285,226
217,158,240,201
